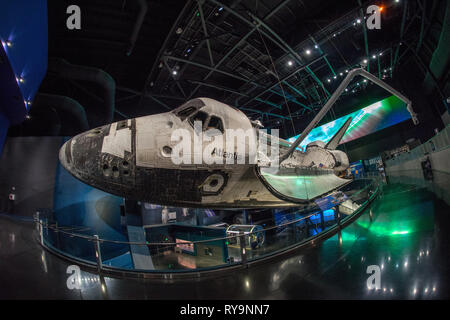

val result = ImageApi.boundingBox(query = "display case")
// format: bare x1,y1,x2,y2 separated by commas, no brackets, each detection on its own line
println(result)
226,224,265,249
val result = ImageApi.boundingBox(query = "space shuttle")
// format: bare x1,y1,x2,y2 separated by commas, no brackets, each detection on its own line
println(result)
59,68,417,208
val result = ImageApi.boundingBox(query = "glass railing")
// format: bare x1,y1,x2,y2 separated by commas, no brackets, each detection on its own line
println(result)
35,178,380,274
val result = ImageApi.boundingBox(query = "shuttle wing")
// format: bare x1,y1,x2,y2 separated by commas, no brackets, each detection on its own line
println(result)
256,166,352,203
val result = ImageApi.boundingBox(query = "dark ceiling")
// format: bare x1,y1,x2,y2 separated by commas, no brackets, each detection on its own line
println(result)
9,0,449,138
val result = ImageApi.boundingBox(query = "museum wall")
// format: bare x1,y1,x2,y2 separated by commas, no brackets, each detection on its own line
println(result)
0,112,9,157
385,125,450,205
0,136,128,242
0,136,62,215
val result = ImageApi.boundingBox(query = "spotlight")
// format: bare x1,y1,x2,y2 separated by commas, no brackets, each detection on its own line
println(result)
172,70,177,75
6,40,12,47
314,44,318,49
372,55,376,59
379,52,383,56
287,60,293,66
356,19,361,24
333,76,337,79
340,72,343,76
327,79,331,82
305,49,311,55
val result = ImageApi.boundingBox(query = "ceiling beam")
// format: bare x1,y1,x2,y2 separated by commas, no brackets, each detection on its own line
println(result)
241,54,326,110
197,0,215,66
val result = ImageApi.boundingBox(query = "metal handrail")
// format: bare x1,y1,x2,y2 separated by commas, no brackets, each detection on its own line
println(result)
36,179,377,246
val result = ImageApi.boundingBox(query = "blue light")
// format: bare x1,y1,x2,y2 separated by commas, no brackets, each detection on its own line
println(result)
323,209,335,218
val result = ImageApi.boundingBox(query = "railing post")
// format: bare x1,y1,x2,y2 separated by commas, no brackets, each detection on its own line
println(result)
55,221,60,249
335,207,341,228
35,211,40,232
94,235,102,273
37,213,44,246
239,232,247,265
320,211,325,231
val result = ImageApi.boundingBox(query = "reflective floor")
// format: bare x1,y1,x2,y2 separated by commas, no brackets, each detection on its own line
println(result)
0,182,449,299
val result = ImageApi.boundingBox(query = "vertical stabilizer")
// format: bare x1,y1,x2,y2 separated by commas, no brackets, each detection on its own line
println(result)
325,116,352,150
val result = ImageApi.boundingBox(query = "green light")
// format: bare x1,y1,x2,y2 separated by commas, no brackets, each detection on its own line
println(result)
392,230,409,235
196,12,199,17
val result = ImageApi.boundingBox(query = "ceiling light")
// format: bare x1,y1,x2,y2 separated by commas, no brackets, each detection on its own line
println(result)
287,60,293,66
172,70,177,75
372,55,376,59
356,19,361,24
314,45,318,49
327,79,331,82
305,49,311,55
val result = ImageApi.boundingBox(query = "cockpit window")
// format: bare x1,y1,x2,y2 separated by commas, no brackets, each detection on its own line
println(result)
206,116,224,133
189,111,209,129
172,98,205,121
176,106,197,121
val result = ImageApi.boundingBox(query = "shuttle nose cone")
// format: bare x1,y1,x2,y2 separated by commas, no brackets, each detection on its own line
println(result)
58,123,137,198
58,125,109,182
59,139,72,171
